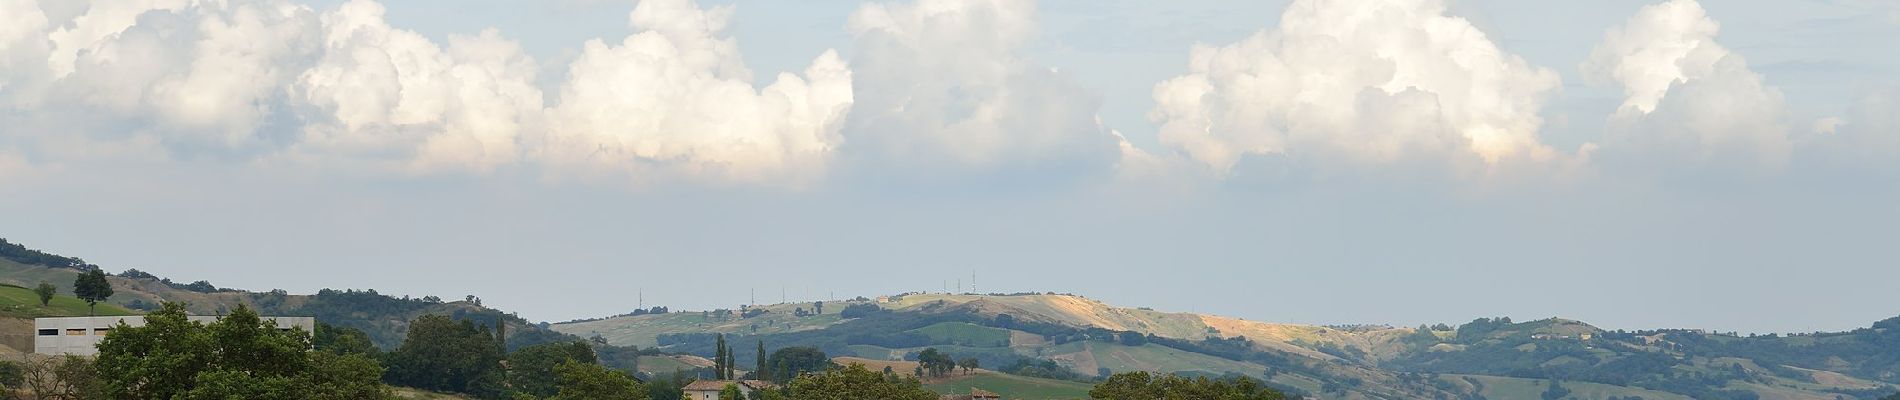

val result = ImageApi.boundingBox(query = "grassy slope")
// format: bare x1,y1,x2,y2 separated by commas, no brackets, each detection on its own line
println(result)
553,301,850,347
0,283,135,318
636,355,710,375
911,321,1011,347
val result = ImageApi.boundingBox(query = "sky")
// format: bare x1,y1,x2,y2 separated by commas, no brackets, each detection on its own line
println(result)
1,0,1898,334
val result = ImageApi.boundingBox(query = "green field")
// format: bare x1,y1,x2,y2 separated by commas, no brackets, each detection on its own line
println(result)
0,283,135,318
925,372,1094,400
910,322,1011,347
635,355,705,375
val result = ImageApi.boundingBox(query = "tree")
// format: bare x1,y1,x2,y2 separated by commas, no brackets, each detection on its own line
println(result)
20,355,103,400
71,269,112,315
509,341,598,398
1090,371,1288,400
1542,380,1572,400
313,322,379,357
33,282,55,306
766,346,833,383
720,383,745,400
385,314,504,397
916,348,955,378
755,341,768,381
788,363,937,400
714,334,729,380
93,302,389,399
812,301,823,315
957,358,979,375
549,360,647,400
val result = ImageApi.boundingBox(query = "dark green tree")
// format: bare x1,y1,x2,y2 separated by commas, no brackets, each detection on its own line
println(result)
94,302,389,399
767,346,833,383
1090,371,1287,400
549,360,646,400
509,341,598,398
385,314,505,397
313,322,378,357
715,334,729,380
71,269,112,315
1541,379,1572,400
788,363,936,400
719,383,744,400
755,341,768,381
33,282,55,306
916,348,955,378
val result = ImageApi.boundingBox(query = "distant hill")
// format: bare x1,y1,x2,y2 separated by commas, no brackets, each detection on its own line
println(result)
556,293,1900,400
0,239,593,356
8,237,1900,400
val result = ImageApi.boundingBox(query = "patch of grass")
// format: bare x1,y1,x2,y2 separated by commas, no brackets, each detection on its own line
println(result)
0,282,135,318
925,372,1093,400
909,322,1011,347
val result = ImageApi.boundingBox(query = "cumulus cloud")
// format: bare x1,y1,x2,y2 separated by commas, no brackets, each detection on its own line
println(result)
7,0,321,147
539,0,853,185
1149,0,1563,179
292,0,543,173
0,0,52,100
841,0,1123,180
1797,89,1900,171
1583,0,1789,172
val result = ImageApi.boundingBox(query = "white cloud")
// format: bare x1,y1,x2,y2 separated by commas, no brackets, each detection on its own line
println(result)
1798,89,1900,170
841,0,1123,179
1583,0,1789,172
1149,0,1563,178
294,0,543,173
539,0,853,185
0,0,52,100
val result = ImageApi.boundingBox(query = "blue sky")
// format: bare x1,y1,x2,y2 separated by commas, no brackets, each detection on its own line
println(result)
1,0,1897,333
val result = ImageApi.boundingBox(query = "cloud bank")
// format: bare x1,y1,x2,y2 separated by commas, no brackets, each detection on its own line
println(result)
0,0,1892,188
1583,0,1790,174
841,0,1123,181
1149,0,1563,180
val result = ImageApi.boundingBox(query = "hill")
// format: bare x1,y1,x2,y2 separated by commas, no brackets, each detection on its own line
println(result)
557,293,1900,400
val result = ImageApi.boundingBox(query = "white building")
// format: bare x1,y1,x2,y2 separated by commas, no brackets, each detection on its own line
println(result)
35,315,316,356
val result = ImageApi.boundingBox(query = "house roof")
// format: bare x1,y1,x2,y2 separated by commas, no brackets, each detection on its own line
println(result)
683,380,736,391
684,380,778,392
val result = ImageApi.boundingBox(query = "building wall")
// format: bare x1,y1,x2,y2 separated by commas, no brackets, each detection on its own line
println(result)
33,316,316,356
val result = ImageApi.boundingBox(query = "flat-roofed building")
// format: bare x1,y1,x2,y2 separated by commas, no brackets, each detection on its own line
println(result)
34,315,316,356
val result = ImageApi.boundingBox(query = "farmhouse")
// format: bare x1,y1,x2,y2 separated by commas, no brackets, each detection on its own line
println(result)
35,315,315,356
682,380,778,400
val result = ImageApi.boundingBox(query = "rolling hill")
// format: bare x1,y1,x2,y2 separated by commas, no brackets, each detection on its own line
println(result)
556,292,1900,400
7,237,1900,399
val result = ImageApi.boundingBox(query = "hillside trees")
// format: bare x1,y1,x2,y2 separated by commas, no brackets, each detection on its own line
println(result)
787,363,937,400
767,346,833,383
546,360,647,400
1090,371,1289,400
93,302,389,399
72,269,112,315
385,314,505,397
34,282,54,306
509,341,598,398
916,348,955,377
839,303,881,319
314,322,379,357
